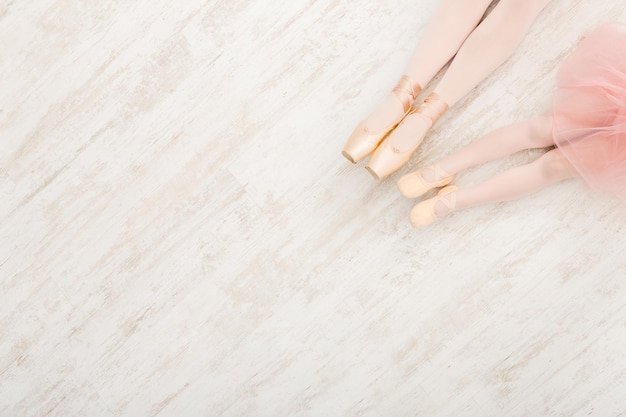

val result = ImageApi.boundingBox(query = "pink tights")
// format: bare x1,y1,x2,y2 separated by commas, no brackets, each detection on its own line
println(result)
419,116,580,216
366,0,553,152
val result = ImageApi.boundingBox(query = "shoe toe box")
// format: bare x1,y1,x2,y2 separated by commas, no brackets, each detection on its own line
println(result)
409,202,435,228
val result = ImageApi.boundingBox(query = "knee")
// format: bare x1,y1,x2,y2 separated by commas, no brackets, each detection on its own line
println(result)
535,149,577,181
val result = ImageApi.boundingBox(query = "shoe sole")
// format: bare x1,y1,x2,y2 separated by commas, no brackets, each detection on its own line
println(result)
341,150,356,164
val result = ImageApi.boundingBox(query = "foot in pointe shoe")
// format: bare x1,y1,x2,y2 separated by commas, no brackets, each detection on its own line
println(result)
409,185,458,228
365,92,448,179
397,163,455,198
341,75,422,163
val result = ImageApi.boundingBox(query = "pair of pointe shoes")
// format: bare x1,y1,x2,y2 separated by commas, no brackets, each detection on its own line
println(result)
397,163,457,227
342,74,449,179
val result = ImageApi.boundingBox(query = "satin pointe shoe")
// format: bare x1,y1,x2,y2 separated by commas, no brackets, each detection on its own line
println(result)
342,75,422,163
397,162,455,198
365,92,449,179
409,185,458,228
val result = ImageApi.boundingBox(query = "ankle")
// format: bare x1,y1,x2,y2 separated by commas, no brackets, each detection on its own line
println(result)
433,199,452,218
411,92,449,127
362,75,421,133
433,189,458,218
420,166,438,182
420,163,453,182
392,74,422,111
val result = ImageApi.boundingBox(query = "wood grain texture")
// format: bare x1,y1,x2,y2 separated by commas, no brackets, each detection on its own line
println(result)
1,0,626,416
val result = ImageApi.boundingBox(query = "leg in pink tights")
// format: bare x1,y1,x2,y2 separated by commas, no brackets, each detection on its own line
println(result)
407,116,580,225
391,0,552,152
410,148,578,226
454,148,578,211
365,0,493,133
427,116,555,181
398,116,554,196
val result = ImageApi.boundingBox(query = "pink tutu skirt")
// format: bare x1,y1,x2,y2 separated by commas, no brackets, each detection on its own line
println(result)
552,23,626,203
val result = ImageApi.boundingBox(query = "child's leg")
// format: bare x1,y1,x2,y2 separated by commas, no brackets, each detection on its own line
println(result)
435,0,552,106
411,148,578,226
424,116,554,181
440,116,577,212
399,116,554,197
365,0,493,132
392,0,552,152
447,148,578,215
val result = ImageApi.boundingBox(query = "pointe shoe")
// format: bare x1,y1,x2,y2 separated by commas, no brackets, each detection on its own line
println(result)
342,75,422,163
397,163,455,198
365,92,449,179
409,185,458,228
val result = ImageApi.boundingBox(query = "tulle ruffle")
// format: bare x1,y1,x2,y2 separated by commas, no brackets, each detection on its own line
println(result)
552,23,626,203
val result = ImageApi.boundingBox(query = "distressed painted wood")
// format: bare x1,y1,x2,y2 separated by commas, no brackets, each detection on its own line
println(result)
1,1,625,416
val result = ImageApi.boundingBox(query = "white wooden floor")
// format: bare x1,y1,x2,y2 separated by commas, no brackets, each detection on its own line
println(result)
2,1,626,416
